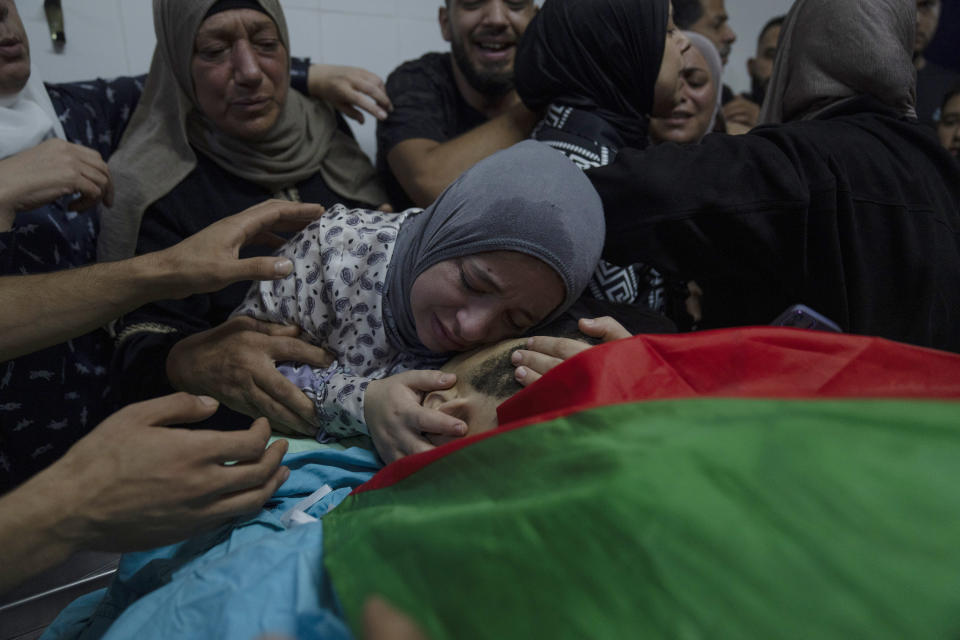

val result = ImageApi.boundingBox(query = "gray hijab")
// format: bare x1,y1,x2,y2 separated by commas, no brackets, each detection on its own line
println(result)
97,0,385,261
759,0,917,125
383,140,605,355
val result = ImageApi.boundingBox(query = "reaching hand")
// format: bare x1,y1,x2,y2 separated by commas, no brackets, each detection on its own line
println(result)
152,199,325,299
722,96,760,130
49,393,290,552
512,316,632,387
167,316,334,437
0,138,113,228
308,64,392,124
364,371,467,463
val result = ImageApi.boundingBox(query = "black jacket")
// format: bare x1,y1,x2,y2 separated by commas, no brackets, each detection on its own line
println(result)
588,97,960,352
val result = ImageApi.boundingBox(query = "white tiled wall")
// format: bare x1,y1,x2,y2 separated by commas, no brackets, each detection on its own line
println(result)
18,0,449,160
17,0,794,159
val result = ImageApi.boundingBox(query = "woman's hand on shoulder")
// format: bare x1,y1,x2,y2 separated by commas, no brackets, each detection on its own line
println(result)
511,316,632,387
364,371,467,464
307,64,392,124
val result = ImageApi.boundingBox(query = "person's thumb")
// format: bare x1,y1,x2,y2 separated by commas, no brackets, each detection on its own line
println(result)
134,392,220,426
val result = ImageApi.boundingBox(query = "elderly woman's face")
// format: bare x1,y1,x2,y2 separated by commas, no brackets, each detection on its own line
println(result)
649,46,718,144
191,9,288,140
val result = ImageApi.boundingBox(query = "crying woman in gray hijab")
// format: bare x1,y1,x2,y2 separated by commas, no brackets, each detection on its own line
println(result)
231,141,605,464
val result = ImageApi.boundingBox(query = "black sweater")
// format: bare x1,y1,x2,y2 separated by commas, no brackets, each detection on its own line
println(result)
588,97,960,352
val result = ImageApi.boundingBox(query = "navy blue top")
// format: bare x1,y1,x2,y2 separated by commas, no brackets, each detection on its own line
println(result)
0,76,142,492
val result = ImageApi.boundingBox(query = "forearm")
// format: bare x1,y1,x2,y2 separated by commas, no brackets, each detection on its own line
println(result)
588,133,809,279
0,251,184,361
0,467,81,595
391,103,538,206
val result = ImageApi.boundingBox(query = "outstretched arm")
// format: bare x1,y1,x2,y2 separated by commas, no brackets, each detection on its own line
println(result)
0,200,324,362
386,101,538,207
0,393,289,595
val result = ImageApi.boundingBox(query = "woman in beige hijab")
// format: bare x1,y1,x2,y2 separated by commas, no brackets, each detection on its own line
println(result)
105,0,387,418
573,0,960,354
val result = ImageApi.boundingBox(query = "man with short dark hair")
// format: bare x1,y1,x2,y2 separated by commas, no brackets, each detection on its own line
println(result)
376,0,539,209
914,0,958,127
673,0,736,66
746,15,785,106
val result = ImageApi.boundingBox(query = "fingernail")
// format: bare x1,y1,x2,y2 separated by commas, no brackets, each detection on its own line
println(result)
516,367,527,380
281,466,290,482
526,337,534,348
439,373,454,385
582,318,595,326
511,350,522,364
198,395,219,407
456,423,467,435
274,258,293,275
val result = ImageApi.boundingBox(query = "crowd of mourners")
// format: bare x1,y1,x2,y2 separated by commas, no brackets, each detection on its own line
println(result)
0,0,958,607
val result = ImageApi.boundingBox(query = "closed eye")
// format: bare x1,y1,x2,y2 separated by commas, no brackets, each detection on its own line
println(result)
459,260,483,294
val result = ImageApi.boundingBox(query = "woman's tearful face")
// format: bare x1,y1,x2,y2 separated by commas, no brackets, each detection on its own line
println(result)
409,251,564,353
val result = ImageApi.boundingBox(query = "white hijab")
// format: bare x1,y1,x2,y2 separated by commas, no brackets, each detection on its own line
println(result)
0,69,64,160
684,31,724,138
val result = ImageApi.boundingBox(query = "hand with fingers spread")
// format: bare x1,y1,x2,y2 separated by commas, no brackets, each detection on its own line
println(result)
167,316,334,437
308,64,392,124
364,371,468,464
512,316,632,387
0,392,290,594
149,199,326,300
0,138,113,229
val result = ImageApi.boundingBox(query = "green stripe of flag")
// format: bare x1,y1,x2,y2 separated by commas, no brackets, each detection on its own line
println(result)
325,398,960,639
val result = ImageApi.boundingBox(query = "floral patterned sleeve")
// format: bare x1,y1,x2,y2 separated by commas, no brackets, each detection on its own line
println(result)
232,204,409,439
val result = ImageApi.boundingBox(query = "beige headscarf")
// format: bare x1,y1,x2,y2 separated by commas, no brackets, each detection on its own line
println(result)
758,0,917,125
97,0,386,261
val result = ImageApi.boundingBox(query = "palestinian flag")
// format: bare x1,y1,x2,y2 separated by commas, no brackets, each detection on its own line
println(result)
324,328,960,639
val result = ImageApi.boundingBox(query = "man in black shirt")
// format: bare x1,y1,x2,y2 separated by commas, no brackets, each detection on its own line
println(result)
376,0,538,209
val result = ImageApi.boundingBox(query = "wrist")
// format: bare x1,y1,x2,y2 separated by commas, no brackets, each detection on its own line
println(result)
303,61,323,99
128,248,195,302
8,463,85,560
0,182,18,231
166,336,195,392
